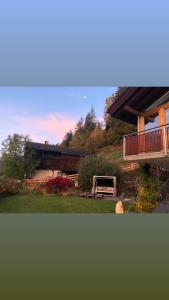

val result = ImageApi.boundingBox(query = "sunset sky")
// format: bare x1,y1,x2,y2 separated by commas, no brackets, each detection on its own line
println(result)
0,87,116,148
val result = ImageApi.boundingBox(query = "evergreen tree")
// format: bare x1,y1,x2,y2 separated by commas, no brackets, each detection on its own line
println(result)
61,131,73,147
61,97,135,152
84,107,97,133
75,117,84,134
104,94,136,144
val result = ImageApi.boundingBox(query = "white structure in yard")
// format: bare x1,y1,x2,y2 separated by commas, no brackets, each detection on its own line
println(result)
91,176,117,197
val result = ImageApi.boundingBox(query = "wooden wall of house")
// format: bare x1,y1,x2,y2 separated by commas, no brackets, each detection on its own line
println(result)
36,150,84,173
60,155,82,173
37,151,61,170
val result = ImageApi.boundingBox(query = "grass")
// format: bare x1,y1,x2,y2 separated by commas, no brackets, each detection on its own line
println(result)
0,194,130,213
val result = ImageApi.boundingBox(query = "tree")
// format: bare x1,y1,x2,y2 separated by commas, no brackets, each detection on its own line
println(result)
24,142,40,178
0,158,3,176
75,117,84,134
69,107,100,150
85,126,106,153
104,96,114,128
61,131,73,147
69,118,86,149
1,134,39,179
84,107,97,133
104,95,136,145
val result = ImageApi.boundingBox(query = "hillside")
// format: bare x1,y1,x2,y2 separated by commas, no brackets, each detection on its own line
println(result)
61,106,136,155
97,145,123,164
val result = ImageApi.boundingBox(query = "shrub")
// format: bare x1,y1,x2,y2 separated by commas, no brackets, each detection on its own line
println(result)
136,200,157,213
45,177,73,194
136,164,159,213
78,155,123,192
0,177,50,197
0,177,22,196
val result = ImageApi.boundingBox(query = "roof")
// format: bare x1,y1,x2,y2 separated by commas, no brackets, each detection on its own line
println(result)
107,87,169,125
93,176,116,179
146,91,169,111
26,142,89,157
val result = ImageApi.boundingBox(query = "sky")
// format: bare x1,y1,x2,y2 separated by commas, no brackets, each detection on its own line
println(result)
0,87,117,148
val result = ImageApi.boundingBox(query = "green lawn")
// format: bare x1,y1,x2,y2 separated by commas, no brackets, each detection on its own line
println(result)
0,194,129,213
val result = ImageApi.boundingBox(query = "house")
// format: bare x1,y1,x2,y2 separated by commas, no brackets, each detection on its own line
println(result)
26,141,89,179
107,87,169,168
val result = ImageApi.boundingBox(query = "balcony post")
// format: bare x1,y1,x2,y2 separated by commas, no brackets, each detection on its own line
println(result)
163,126,167,156
159,107,166,126
138,115,145,133
159,107,167,155
138,115,145,153
123,136,126,159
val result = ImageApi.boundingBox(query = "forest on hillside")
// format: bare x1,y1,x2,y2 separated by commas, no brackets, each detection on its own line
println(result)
60,92,136,157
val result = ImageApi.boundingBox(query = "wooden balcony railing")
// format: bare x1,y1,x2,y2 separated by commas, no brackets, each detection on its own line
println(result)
124,126,167,157
167,126,169,150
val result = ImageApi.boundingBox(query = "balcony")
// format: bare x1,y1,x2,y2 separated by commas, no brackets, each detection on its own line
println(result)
123,125,169,162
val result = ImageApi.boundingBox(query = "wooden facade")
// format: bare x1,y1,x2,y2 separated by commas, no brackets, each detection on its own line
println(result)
108,88,169,166
107,87,169,124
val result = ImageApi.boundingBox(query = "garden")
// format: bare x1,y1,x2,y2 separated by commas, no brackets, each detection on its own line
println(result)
0,134,162,213
0,158,162,213
0,176,131,213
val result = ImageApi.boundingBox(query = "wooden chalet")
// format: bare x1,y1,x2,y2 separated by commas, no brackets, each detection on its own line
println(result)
26,142,89,179
108,87,169,168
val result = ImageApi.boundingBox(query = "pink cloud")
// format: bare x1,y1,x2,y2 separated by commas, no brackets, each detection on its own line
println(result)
1,112,77,144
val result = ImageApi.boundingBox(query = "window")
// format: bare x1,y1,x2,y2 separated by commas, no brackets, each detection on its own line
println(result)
145,112,159,131
166,108,169,124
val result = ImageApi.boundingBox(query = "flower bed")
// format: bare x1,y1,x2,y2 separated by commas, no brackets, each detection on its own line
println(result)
45,177,73,194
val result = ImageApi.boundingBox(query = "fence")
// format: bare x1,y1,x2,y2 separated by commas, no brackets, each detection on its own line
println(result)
23,174,79,188
120,162,140,173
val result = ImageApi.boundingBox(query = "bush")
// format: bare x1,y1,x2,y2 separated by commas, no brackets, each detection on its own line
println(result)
0,177,54,197
0,177,22,196
45,177,73,194
78,155,123,192
136,201,157,213
136,164,159,213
